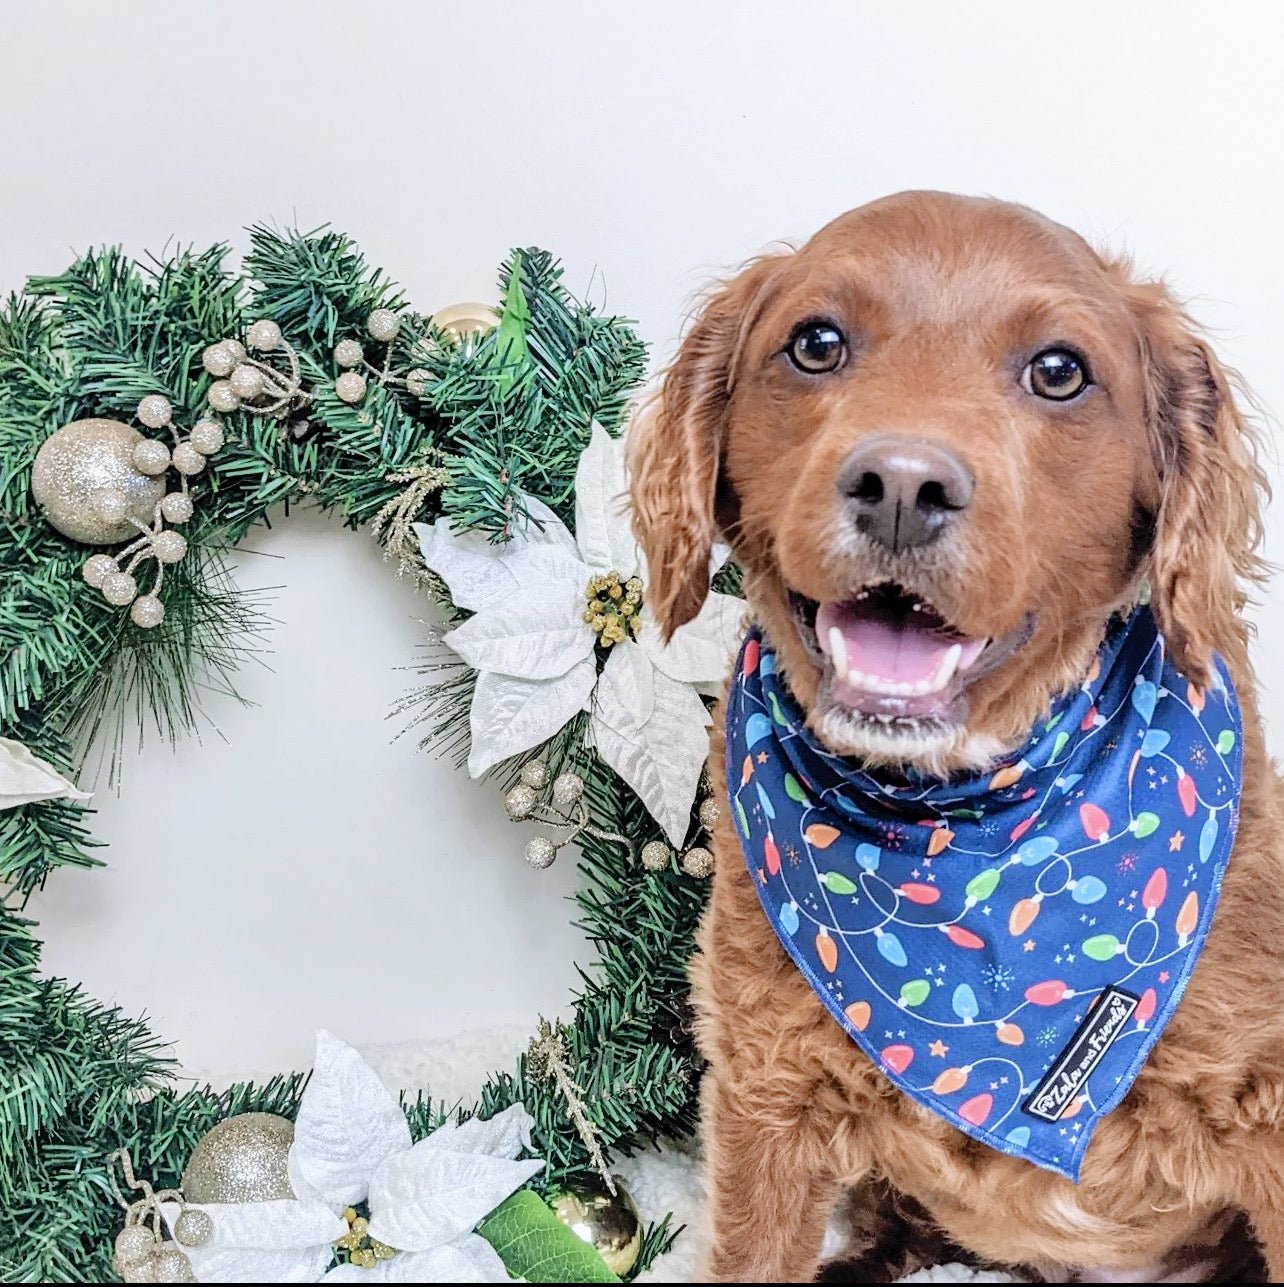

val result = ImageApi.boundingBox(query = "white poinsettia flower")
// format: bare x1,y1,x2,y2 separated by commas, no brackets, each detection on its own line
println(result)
0,736,91,811
164,1031,542,1283
416,423,746,844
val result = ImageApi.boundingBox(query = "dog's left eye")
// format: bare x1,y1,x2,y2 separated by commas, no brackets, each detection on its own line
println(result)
1025,348,1089,400
788,322,847,374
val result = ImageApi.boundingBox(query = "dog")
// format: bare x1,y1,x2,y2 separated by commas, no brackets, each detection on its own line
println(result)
628,191,1284,1283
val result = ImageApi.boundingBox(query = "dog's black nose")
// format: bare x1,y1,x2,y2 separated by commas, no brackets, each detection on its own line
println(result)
838,435,974,553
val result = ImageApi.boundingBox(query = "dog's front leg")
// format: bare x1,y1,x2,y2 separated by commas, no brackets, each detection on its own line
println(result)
699,1073,848,1282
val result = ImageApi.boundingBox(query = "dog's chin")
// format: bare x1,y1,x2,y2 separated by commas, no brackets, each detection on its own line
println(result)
788,583,1034,777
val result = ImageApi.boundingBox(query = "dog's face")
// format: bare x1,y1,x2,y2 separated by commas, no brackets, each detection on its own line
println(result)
631,192,1264,773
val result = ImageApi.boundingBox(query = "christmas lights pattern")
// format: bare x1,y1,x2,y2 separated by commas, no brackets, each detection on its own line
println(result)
724,607,1241,1180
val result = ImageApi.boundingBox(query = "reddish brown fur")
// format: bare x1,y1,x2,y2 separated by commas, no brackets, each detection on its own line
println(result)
628,192,1284,1281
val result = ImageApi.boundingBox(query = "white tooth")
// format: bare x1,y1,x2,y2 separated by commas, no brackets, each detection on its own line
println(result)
926,642,963,693
828,626,849,681
848,667,868,688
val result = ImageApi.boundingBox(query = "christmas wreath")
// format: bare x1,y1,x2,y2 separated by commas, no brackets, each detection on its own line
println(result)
0,228,742,1281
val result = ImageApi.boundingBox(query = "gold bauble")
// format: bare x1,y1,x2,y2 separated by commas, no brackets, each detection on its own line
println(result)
551,1180,642,1277
31,419,167,544
181,1112,295,1204
430,302,500,342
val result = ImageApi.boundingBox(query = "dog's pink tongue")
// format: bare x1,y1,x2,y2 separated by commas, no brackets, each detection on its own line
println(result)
817,600,954,683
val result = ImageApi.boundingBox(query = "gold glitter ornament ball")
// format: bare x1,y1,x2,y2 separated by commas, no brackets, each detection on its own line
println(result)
181,1112,295,1204
681,845,715,879
431,302,500,341
551,1180,643,1277
640,840,671,872
31,420,168,544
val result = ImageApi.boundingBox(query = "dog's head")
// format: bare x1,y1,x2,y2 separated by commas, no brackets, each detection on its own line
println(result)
630,192,1267,773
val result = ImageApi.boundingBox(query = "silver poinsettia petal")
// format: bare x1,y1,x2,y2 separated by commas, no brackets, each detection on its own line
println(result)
574,423,638,579
467,663,598,777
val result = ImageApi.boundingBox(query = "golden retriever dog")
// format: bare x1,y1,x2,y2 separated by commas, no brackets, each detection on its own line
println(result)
628,191,1284,1282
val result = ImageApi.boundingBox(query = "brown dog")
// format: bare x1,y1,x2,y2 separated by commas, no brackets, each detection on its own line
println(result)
628,192,1284,1282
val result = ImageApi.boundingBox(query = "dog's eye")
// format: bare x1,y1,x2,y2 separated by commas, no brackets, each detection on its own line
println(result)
788,322,847,374
1025,348,1089,400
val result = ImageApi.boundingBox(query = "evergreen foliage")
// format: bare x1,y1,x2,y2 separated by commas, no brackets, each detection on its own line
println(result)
0,227,700,1280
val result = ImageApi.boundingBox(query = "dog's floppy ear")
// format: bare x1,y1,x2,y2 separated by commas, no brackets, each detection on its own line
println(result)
1128,278,1269,683
628,257,782,639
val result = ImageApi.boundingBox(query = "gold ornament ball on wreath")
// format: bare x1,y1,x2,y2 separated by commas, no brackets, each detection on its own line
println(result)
181,1112,295,1205
431,301,500,342
551,1179,643,1277
31,420,168,544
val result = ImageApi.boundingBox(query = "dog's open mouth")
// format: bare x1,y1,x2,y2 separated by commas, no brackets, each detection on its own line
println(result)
790,583,1004,725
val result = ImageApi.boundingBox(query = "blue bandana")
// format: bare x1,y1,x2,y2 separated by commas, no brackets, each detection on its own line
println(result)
725,607,1241,1180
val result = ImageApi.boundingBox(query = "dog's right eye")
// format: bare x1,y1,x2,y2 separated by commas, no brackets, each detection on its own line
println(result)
788,322,847,374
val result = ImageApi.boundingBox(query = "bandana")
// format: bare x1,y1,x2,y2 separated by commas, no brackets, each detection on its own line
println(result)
725,607,1241,1180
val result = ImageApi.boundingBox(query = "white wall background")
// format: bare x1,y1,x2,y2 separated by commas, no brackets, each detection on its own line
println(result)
7,1,1284,1084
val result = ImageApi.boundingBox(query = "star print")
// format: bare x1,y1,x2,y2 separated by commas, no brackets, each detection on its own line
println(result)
1000,1076,1009,1085
911,868,921,879
1158,970,1170,983
1055,954,1063,964
1127,902,1136,912
926,872,937,883
982,904,993,915
934,977,945,987
884,1030,894,1039
1067,953,1076,963
1160,774,1169,785
756,751,769,764
1148,780,1158,790
929,1039,949,1058
990,1080,999,1090
923,857,934,868
1146,765,1157,777
897,1029,906,1038
1169,831,1185,852
1023,939,1036,952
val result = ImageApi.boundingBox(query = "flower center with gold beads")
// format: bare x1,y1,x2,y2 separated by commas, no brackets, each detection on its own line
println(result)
334,1207,396,1270
583,571,643,647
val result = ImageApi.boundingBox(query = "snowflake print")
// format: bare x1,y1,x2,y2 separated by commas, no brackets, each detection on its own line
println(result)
1116,851,1138,875
1190,744,1207,768
881,824,906,850
1037,1025,1060,1047
982,963,1015,992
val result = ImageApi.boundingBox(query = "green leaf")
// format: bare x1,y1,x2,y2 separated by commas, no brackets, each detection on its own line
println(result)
478,1189,621,1284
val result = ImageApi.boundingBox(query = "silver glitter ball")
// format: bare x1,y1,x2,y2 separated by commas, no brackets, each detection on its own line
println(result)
698,797,722,832
181,1112,295,1204
223,338,247,364
334,371,367,404
525,835,558,869
520,760,551,790
130,595,165,629
114,1225,156,1268
173,1208,215,1249
367,308,401,342
102,571,139,606
82,553,118,587
505,783,538,820
171,444,206,476
152,530,188,564
160,492,194,524
229,364,265,400
152,1245,197,1283
333,338,364,368
137,394,173,429
680,845,715,879
188,420,225,456
120,1256,158,1283
31,420,168,544
245,319,282,352
405,368,430,397
95,488,129,522
207,380,241,413
202,343,236,377
133,439,172,476
640,840,671,872
551,772,584,808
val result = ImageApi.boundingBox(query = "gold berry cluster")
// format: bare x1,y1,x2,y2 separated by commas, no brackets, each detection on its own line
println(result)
583,572,643,647
334,1207,396,1270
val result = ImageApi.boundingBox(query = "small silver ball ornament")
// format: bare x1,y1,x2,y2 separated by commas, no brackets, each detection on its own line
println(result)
173,1208,215,1249
520,760,551,790
551,772,584,808
367,308,401,342
160,492,194,524
188,419,225,455
681,845,715,879
334,371,367,404
152,530,188,564
181,1112,295,1204
82,553,117,587
641,840,671,872
525,836,558,869
333,338,364,368
207,380,241,413
245,319,282,351
130,595,165,628
114,1226,156,1268
152,1245,197,1283
223,338,246,363
137,394,173,429
31,420,168,544
504,783,538,820
171,444,206,476
698,798,722,832
94,488,129,523
202,343,236,377
120,1257,158,1284
132,439,172,476
228,364,265,400
405,368,430,396
101,571,139,605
